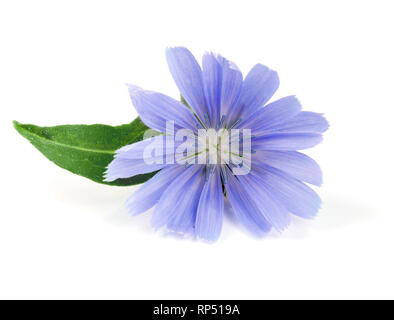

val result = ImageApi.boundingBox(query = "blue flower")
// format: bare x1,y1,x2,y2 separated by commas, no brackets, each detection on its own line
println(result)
105,47,328,242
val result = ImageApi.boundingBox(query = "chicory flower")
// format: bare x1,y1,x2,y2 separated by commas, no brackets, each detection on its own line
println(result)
105,47,328,241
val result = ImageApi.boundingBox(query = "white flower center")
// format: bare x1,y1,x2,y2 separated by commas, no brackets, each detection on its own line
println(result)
197,128,232,165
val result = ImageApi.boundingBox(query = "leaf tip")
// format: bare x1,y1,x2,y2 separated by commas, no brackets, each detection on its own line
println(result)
13,120,24,134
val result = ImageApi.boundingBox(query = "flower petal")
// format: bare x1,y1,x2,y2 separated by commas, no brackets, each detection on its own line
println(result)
125,165,186,215
195,168,224,242
225,167,271,236
202,53,221,125
253,132,322,151
104,158,164,182
237,173,291,231
269,111,329,133
240,96,301,134
219,58,243,123
115,136,183,161
127,84,197,133
202,53,244,126
256,150,322,186
104,136,181,181
151,165,205,235
115,136,162,160
236,63,279,119
254,163,322,219
166,47,208,123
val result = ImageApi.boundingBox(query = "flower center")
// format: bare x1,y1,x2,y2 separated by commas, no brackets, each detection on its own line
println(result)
197,128,232,165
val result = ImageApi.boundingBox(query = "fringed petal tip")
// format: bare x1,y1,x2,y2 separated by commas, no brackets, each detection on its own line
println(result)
236,63,280,120
104,153,165,182
253,132,323,151
102,160,119,182
103,169,115,182
273,111,329,134
256,151,323,186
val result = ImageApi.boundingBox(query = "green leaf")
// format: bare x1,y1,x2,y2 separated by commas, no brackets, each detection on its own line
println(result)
13,118,158,186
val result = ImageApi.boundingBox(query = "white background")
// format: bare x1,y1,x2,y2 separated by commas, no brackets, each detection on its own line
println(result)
1,0,393,299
